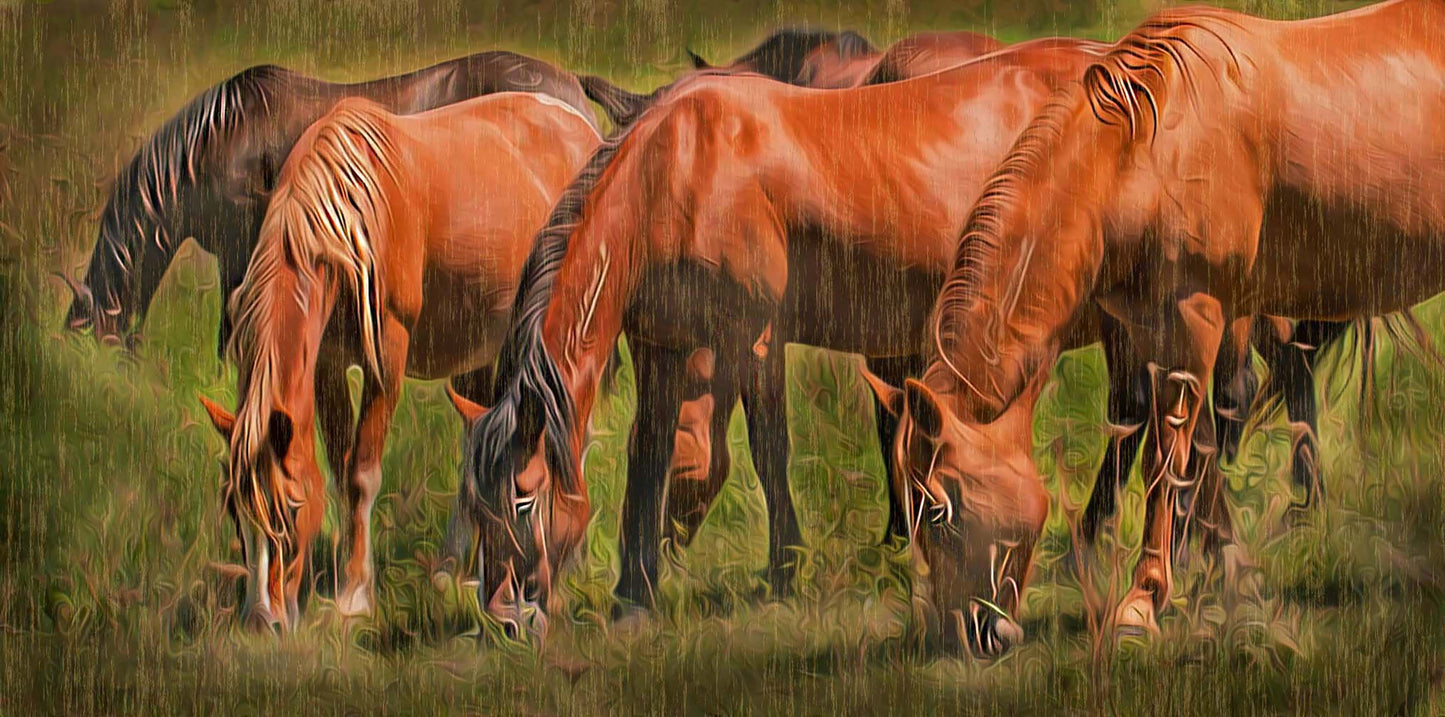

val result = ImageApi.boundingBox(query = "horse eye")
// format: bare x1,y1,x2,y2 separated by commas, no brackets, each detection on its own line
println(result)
514,493,537,517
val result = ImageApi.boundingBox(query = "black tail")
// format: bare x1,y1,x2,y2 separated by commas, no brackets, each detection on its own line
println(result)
580,75,654,130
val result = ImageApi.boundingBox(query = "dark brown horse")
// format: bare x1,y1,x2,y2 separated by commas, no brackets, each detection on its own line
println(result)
196,93,600,630
882,0,1445,651
453,39,1113,639
61,51,602,353
579,27,1003,128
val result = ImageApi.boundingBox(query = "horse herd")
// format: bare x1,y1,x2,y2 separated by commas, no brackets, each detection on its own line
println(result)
58,0,1445,659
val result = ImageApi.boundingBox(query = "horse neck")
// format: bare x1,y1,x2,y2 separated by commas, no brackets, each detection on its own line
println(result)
538,198,646,451
930,96,1128,422
232,247,338,453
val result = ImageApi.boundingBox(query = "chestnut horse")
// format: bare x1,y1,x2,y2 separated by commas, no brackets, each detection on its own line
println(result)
885,0,1445,652
453,39,1113,639
61,51,603,351
195,93,600,630
587,30,1339,601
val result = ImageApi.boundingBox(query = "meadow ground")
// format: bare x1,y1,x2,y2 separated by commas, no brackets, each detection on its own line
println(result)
2,0,1444,713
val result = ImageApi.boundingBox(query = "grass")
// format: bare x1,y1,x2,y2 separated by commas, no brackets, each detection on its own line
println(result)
2,0,1443,713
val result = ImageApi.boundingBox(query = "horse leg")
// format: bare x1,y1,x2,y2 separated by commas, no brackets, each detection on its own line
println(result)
1174,317,1253,558
615,340,687,611
662,351,741,552
741,338,803,598
1081,308,1149,545
313,347,357,599
337,319,409,618
1213,316,1258,467
439,365,494,575
1282,319,1345,508
866,354,925,546
1115,293,1226,636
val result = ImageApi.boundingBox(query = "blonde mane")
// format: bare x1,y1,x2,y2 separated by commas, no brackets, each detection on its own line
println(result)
224,98,400,545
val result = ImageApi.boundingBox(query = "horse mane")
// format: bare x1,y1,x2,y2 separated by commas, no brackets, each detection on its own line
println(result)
462,130,630,515
932,8,1245,384
88,65,296,315
1079,7,1243,142
224,97,399,547
733,27,877,84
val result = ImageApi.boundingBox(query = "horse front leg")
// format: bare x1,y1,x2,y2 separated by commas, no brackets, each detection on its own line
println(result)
1115,292,1226,636
337,318,409,618
1082,307,1150,545
865,354,926,546
615,340,688,613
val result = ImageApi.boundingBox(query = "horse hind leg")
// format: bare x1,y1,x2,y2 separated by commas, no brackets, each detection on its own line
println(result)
662,350,740,554
337,318,409,618
1283,320,1346,509
741,338,803,599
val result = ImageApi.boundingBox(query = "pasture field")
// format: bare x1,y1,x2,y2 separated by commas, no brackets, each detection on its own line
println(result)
2,0,1443,713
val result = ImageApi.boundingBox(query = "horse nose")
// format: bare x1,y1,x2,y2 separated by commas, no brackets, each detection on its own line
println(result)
957,603,1023,660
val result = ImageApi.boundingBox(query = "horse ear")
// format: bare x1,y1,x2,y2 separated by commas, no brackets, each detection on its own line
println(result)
858,363,903,418
268,410,295,461
445,384,489,427
904,379,946,441
686,48,712,69
198,395,236,439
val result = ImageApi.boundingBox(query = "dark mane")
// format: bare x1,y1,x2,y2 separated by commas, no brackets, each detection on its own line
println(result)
461,130,631,514
84,65,296,320
732,27,877,84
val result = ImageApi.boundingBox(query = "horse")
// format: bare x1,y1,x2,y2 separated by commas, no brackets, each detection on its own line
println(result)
579,27,1004,128
585,30,1340,606
451,38,1126,640
875,0,1445,653
60,51,605,354
194,92,601,630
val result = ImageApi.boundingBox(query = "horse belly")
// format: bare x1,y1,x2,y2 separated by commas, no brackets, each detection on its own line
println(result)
780,235,945,356
1249,190,1445,319
406,269,511,379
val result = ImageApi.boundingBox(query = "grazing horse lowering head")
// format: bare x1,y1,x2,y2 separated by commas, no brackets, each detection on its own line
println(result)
862,367,1048,659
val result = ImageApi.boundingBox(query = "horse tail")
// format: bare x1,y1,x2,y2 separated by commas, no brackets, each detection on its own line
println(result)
580,75,652,129
259,97,400,384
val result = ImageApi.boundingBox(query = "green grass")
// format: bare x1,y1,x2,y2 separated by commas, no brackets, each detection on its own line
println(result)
3,0,1442,713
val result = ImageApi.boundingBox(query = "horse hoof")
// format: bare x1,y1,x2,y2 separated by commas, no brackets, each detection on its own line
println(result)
337,587,373,618
610,601,652,634
1113,588,1159,639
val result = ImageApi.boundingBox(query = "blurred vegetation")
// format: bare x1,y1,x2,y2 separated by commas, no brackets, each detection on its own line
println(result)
3,0,1441,713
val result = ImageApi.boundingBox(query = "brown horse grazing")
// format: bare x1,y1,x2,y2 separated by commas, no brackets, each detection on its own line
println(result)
881,0,1445,650
580,28,1005,128
60,51,603,353
584,35,1110,556
194,93,600,630
453,39,1114,639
